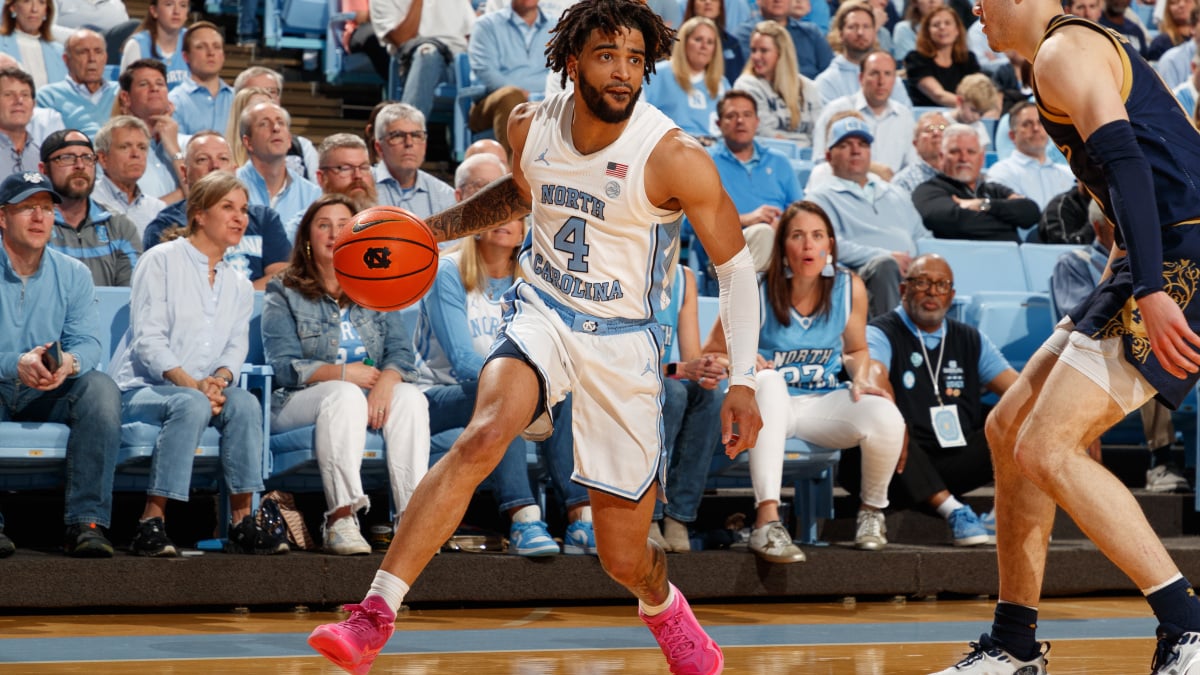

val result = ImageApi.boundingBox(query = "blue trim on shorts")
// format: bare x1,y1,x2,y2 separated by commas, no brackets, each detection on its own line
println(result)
531,284,659,335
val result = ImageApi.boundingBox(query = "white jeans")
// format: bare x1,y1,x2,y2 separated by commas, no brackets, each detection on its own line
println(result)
750,369,904,510
272,380,430,518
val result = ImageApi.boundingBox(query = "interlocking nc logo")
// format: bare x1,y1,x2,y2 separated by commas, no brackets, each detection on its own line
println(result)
363,247,392,270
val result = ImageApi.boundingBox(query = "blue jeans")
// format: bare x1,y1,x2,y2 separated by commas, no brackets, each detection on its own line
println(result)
237,0,259,41
399,44,455,119
539,396,590,510
120,385,265,501
655,379,723,523
0,371,121,527
425,382,536,514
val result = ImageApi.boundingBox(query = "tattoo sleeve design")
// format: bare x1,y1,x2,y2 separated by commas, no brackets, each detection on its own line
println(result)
426,175,532,242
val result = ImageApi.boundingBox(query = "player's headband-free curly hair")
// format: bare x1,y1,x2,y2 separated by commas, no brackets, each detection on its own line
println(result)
545,0,677,89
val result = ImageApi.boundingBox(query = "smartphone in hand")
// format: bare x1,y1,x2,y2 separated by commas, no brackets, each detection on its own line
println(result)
41,341,63,372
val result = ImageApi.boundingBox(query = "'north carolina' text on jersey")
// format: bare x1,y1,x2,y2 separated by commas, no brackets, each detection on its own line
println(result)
757,270,853,392
520,92,682,321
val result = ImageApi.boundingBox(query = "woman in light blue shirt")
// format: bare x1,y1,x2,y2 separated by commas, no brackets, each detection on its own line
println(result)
644,16,729,144
262,194,431,556
0,0,65,89
111,171,287,558
119,0,188,89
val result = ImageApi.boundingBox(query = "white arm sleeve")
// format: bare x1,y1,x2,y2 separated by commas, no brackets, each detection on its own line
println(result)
714,246,760,391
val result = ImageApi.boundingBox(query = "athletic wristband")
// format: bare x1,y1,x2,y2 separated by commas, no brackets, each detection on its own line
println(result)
714,246,759,391
1084,120,1163,297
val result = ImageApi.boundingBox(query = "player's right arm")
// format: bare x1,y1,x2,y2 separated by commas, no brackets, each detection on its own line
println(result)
1036,26,1200,377
424,103,538,243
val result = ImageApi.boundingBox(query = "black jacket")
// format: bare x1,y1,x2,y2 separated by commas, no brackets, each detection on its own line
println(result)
912,172,1041,242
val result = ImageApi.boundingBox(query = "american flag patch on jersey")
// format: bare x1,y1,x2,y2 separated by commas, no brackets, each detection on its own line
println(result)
605,162,628,179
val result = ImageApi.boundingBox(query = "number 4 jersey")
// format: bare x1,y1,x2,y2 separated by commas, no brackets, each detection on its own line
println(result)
520,92,683,321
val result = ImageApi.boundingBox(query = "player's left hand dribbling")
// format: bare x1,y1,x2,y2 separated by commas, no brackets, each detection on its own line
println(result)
1137,291,1200,378
721,385,761,458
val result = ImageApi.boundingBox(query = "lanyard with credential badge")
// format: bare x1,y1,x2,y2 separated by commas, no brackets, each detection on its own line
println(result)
919,327,967,447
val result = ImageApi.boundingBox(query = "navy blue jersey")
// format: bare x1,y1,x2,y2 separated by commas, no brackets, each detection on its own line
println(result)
1031,15,1200,407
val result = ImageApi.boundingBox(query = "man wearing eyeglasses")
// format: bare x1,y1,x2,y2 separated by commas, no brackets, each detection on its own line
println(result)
847,253,1017,547
0,170,123,559
41,129,142,288
0,66,65,180
891,110,950,197
314,133,377,206
371,102,455,220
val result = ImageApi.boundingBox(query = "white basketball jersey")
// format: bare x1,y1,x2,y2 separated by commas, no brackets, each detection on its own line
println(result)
519,92,682,321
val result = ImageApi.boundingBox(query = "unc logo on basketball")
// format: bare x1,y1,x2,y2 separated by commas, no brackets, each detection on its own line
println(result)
363,247,392,270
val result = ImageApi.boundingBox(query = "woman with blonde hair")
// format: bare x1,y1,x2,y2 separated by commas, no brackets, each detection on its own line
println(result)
1149,0,1196,60
903,5,979,107
120,0,189,89
733,20,823,147
0,0,63,88
111,170,289,557
643,16,728,143
683,0,746,81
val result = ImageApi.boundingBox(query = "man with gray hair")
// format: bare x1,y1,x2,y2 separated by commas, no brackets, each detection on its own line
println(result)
912,123,1040,242
36,29,118,139
92,116,167,235
372,102,455,218
891,110,949,197
236,101,321,239
315,133,377,206
233,66,319,181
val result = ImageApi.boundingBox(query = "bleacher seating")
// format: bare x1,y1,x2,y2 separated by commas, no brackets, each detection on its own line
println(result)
917,239,1026,295
1020,242,1084,293
263,0,326,51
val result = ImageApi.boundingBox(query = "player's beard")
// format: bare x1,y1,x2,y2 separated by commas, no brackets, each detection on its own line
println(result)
577,75,640,124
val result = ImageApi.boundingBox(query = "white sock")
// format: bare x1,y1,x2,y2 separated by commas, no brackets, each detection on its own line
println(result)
367,570,409,615
639,583,677,617
577,505,593,522
512,504,542,524
1142,572,1185,595
937,496,965,520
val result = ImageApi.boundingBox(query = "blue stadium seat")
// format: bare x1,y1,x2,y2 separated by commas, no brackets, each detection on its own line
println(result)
758,137,799,159
263,0,326,51
917,239,1026,295
1019,242,1085,294
961,291,1055,372
324,1,383,87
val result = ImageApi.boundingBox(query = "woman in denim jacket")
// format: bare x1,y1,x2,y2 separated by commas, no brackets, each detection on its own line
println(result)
262,194,430,555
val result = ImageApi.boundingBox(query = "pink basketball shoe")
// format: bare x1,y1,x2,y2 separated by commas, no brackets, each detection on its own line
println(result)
308,595,396,675
639,584,724,674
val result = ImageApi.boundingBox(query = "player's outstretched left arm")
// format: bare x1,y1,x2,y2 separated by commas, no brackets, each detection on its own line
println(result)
425,103,539,243
647,131,762,456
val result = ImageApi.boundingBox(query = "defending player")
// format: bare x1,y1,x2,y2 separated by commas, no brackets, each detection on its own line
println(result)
933,3,1200,674
308,2,762,674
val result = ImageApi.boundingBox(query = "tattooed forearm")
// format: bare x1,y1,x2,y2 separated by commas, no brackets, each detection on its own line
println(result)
426,175,532,242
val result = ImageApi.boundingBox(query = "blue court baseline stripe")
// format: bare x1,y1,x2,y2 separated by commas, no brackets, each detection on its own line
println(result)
0,617,1159,664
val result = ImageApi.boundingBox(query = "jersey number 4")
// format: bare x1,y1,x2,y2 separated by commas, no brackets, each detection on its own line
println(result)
553,216,591,273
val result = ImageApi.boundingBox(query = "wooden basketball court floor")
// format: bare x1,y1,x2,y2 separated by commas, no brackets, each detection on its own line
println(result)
0,595,1172,674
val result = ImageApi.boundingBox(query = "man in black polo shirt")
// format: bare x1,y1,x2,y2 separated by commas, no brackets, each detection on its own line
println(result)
843,253,1018,546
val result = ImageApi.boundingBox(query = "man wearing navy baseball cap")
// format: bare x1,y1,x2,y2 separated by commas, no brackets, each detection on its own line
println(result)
41,128,142,287
0,169,123,558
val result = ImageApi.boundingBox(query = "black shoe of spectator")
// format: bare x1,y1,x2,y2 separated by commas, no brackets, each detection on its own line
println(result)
0,530,14,558
131,516,178,557
227,515,289,555
64,522,114,558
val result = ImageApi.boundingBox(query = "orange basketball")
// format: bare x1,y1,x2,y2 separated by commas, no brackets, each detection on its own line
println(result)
333,206,438,311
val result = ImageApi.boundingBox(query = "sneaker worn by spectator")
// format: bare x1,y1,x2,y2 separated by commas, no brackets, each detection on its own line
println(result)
307,594,396,675
980,509,996,537
227,514,290,554
855,509,888,551
131,516,178,557
748,521,806,563
563,520,598,555
948,506,991,547
1151,623,1200,674
1147,464,1190,493
325,516,372,556
931,634,1050,674
649,520,669,549
662,517,691,553
508,520,559,556
0,529,14,558
639,583,724,675
64,522,114,558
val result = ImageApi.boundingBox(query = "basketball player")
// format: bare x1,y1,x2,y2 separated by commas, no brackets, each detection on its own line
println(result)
932,3,1200,674
308,2,762,674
